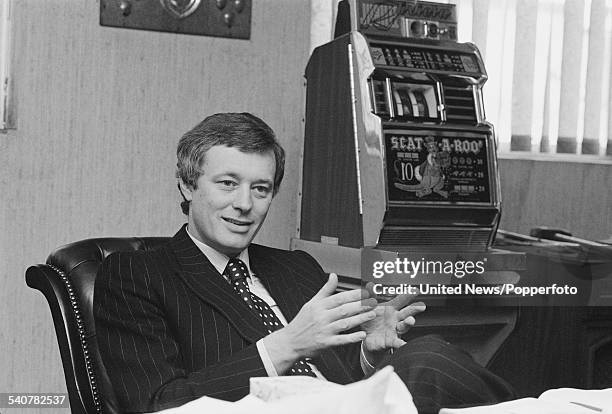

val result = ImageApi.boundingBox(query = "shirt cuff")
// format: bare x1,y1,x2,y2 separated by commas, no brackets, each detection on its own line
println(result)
360,341,376,375
360,341,396,375
256,338,279,376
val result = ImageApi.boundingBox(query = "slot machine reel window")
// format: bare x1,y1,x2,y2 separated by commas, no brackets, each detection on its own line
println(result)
384,132,492,204
369,77,390,118
391,82,439,121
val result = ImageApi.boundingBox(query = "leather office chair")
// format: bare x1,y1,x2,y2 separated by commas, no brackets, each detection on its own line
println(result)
25,237,169,414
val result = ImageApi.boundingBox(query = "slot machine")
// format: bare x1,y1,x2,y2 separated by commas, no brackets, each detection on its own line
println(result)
298,0,500,252
292,0,524,366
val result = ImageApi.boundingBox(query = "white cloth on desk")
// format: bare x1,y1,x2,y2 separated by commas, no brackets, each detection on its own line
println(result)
154,366,416,414
439,387,612,414
539,388,612,413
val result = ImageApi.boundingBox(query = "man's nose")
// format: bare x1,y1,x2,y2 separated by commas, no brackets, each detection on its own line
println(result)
232,186,253,212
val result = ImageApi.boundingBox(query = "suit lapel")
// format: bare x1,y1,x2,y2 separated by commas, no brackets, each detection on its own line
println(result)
249,245,307,322
168,226,267,343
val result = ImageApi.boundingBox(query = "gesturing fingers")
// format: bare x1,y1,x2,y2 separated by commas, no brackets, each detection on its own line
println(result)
312,273,340,300
388,291,420,309
397,301,426,320
364,329,407,352
329,331,367,346
322,287,371,309
329,298,377,320
391,337,407,349
396,316,416,335
329,310,376,332
394,302,426,335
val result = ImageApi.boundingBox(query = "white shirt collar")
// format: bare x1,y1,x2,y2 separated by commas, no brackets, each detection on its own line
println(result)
185,226,251,277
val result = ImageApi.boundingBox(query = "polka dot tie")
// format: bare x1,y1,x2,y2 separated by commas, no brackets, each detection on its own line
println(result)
224,257,316,377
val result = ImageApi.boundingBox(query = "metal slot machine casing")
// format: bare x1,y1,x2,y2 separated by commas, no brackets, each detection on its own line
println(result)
298,1,502,252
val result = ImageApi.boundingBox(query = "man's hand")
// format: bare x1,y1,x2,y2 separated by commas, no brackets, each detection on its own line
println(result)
361,283,426,354
263,273,377,373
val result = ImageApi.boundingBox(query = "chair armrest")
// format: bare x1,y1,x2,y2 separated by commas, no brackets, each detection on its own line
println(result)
26,264,102,414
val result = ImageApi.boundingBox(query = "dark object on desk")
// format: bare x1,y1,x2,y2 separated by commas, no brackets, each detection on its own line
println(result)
25,237,169,414
488,229,612,397
531,226,612,260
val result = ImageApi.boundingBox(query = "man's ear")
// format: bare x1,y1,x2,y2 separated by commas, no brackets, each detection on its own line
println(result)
178,180,194,202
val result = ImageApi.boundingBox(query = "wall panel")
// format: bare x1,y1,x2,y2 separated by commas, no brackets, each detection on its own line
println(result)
499,157,612,241
0,0,310,411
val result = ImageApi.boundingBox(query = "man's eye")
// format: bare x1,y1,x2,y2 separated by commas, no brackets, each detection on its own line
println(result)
219,180,237,187
253,186,271,196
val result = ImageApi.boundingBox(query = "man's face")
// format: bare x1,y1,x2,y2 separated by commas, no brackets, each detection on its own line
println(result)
180,145,276,256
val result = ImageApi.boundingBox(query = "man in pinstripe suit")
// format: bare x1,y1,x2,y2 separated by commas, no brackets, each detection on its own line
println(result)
94,113,514,414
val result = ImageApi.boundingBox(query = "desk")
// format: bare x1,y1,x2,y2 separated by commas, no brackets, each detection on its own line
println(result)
488,306,612,397
488,233,612,396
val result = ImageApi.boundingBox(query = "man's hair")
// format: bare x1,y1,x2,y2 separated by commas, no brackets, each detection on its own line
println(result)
176,112,286,214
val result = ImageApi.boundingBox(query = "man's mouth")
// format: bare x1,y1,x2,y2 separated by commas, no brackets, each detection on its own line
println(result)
223,217,252,226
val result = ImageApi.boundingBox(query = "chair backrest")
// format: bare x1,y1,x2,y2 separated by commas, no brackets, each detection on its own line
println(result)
25,237,170,414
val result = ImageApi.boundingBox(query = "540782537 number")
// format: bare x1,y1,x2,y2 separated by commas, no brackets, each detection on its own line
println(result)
0,393,69,408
